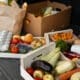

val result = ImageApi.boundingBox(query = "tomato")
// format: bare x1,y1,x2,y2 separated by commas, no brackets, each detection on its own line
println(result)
10,45,19,53
26,67,34,76
11,38,20,44
34,77,42,80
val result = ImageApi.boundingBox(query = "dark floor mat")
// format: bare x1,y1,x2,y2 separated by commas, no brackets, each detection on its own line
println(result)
0,58,23,80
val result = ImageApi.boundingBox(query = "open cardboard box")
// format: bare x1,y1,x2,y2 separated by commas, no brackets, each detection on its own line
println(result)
23,1,72,36
20,43,70,80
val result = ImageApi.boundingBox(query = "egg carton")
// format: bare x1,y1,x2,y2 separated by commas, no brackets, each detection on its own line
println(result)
20,43,70,80
44,29,77,44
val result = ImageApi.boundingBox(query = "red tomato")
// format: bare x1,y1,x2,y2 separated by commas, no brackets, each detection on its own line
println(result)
10,45,19,53
34,77,42,80
11,38,20,44
26,67,34,76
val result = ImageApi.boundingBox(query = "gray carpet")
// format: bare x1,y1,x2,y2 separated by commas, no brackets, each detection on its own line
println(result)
0,58,23,80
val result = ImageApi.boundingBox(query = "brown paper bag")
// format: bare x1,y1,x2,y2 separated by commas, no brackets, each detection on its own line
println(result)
0,1,27,34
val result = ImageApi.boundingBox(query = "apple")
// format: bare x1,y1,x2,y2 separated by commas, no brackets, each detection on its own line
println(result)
11,38,20,44
33,70,44,79
26,67,34,76
13,35,21,39
43,74,54,80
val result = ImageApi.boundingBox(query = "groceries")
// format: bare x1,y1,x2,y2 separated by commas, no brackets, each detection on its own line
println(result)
71,45,80,54
56,40,69,52
0,32,46,54
0,30,12,52
10,34,46,53
41,7,61,17
31,60,53,73
45,29,75,44
70,72,80,80
21,43,80,80
55,60,75,74
59,68,80,80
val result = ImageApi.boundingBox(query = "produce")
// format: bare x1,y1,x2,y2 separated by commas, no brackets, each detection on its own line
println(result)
24,33,33,44
11,38,20,44
59,68,80,80
55,60,75,74
31,38,45,49
75,59,80,68
50,31,73,41
40,47,61,67
40,47,60,62
43,74,54,80
57,60,69,66
21,36,25,41
17,43,32,53
34,77,42,80
26,67,34,76
10,44,19,53
33,70,44,79
70,72,80,80
56,40,68,52
43,7,53,16
64,52,80,59
31,60,53,72
13,35,21,39
48,51,61,67
39,38,46,45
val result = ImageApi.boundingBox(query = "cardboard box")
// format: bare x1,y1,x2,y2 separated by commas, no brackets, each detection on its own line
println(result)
20,43,70,80
23,1,72,36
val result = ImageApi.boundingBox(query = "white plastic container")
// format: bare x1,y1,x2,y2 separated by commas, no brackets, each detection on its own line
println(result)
20,43,69,80
44,29,74,44
0,37,45,59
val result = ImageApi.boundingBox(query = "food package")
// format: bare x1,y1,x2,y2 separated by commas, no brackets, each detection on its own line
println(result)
0,0,27,34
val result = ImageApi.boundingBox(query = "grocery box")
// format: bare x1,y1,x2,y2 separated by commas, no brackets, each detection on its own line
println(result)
0,37,46,59
23,1,72,36
44,29,78,44
20,43,70,80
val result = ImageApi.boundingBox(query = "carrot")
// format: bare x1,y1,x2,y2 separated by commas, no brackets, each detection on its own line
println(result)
59,68,80,80
61,32,67,41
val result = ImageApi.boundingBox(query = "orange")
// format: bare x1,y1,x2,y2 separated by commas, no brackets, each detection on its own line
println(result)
24,33,33,44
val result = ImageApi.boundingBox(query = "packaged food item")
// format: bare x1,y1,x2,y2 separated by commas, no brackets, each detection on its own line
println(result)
71,45,80,54
0,30,12,52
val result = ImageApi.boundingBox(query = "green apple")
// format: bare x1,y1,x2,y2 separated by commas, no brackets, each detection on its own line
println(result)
43,74,54,80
